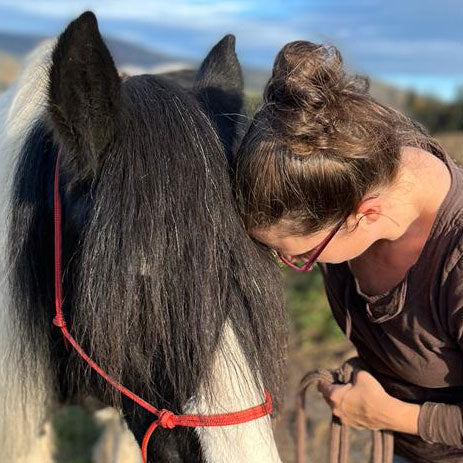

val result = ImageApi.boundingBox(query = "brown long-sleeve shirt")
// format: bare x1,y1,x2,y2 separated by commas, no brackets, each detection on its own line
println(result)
319,149,463,462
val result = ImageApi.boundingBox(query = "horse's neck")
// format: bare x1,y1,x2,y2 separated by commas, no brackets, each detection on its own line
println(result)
0,36,56,359
0,39,57,463
0,39,55,268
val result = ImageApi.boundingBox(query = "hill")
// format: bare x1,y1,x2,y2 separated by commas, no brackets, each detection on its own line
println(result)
0,30,269,94
0,30,187,67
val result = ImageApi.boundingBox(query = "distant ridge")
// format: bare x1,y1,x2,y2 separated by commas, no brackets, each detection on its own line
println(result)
0,31,41,56
0,30,272,94
0,31,191,68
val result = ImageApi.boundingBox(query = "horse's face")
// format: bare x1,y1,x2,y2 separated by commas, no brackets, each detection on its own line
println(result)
42,11,253,405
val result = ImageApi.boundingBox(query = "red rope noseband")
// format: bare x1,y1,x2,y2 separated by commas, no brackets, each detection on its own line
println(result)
52,150,273,462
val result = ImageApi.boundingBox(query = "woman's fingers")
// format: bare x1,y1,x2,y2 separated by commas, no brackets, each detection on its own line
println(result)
317,380,353,415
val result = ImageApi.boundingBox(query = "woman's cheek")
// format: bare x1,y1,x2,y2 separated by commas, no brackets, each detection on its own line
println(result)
320,241,367,263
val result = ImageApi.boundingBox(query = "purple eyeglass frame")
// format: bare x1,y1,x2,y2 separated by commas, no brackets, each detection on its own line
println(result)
278,218,347,272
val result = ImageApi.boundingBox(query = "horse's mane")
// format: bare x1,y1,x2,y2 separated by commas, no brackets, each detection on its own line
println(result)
7,35,287,417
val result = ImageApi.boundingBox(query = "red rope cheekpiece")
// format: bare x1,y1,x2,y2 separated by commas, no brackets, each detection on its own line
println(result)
52,150,273,463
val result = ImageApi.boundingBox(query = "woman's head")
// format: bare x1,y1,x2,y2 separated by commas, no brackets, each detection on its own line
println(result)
235,40,444,264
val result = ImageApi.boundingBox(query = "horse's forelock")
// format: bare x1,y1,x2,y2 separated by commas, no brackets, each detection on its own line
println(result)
70,74,287,410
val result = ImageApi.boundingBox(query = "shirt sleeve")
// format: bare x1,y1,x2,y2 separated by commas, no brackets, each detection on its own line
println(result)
417,255,463,448
418,402,463,448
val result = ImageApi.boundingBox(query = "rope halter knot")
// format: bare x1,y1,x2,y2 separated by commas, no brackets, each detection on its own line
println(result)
157,409,176,429
52,314,66,328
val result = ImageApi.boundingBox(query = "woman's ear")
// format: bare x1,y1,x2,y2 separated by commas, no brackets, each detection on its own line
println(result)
48,11,121,182
353,195,382,229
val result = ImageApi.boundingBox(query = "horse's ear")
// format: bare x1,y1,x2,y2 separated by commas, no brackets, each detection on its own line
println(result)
49,11,121,180
194,34,244,163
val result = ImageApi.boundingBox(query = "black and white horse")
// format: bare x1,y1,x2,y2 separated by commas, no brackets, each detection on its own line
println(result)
0,12,287,463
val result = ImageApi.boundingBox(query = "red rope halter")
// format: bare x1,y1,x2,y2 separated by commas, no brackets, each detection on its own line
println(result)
53,150,273,462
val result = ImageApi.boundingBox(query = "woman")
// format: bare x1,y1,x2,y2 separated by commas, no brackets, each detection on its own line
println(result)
234,41,463,462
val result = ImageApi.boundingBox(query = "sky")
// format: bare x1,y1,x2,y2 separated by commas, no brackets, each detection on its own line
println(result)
0,0,462,100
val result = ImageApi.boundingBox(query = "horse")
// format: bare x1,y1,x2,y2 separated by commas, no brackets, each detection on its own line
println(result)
0,11,287,463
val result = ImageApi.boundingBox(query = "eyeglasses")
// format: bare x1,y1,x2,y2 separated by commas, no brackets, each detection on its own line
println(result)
278,218,346,272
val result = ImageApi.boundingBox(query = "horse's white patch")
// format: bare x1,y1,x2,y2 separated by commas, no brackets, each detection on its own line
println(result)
185,323,282,463
0,38,56,462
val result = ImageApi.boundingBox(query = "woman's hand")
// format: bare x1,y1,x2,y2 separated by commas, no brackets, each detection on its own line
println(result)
317,369,420,434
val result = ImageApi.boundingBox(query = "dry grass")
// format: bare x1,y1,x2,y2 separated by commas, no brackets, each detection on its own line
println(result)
436,131,463,165
0,51,19,92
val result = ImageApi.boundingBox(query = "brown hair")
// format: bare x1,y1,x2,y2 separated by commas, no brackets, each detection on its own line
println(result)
234,41,445,235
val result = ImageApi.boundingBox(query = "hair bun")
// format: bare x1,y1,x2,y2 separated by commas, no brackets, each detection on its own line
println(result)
264,41,368,112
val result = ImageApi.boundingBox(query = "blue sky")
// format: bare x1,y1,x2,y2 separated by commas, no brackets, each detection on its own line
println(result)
0,0,462,100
